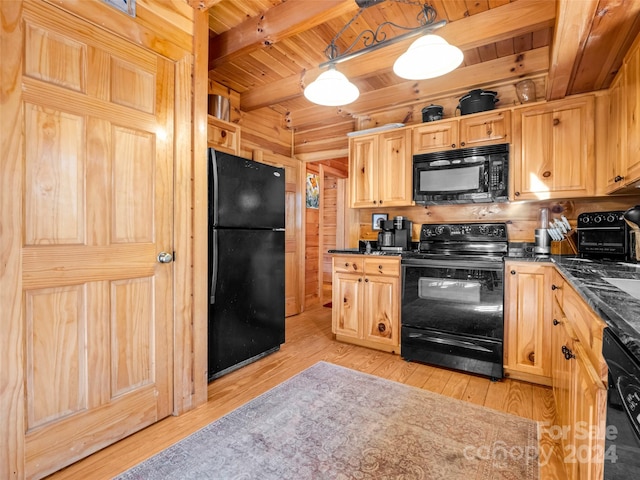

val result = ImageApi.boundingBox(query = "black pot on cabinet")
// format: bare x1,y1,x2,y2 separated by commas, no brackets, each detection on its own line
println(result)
457,89,499,115
421,104,444,122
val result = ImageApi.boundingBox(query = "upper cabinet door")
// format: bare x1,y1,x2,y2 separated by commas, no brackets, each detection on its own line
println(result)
603,72,627,193
412,120,459,154
459,110,511,148
377,129,412,207
512,96,595,200
625,42,640,182
349,135,378,208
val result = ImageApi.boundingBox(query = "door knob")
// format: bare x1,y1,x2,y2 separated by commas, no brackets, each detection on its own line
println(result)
157,252,173,263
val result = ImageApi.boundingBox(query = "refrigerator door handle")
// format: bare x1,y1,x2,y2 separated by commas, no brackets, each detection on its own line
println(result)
210,229,218,305
209,148,219,227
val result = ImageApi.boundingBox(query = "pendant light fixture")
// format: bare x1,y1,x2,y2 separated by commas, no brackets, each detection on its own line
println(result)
393,34,463,80
303,66,360,106
303,0,462,107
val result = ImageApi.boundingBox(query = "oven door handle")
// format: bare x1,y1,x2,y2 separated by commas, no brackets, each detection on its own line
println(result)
407,333,494,353
401,258,503,271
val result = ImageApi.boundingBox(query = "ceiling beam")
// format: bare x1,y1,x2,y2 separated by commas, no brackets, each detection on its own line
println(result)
186,0,224,10
238,0,556,112
208,0,356,69
288,47,550,130
546,0,599,100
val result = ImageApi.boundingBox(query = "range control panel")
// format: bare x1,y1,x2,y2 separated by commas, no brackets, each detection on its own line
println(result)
420,223,508,242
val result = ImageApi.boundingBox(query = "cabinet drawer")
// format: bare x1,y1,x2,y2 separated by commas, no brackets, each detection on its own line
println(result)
333,256,364,274
364,257,400,277
207,116,239,154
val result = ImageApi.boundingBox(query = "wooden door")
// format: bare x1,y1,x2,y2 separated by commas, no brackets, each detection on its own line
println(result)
378,129,412,207
21,3,174,477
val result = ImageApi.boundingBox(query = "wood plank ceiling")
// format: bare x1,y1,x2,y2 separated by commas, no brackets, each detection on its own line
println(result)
200,0,640,133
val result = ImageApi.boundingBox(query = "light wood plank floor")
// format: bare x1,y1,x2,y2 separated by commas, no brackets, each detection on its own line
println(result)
47,305,567,479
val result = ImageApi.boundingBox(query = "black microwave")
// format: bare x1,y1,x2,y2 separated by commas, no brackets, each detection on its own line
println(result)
413,143,509,205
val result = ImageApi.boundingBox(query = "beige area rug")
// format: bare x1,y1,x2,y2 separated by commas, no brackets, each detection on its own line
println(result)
115,362,539,479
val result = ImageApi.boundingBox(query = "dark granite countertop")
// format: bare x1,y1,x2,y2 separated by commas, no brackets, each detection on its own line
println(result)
549,256,640,360
329,244,640,359
507,255,640,360
327,248,403,256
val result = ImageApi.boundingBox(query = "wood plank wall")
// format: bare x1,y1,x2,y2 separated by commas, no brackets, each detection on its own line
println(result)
322,176,338,303
355,196,640,246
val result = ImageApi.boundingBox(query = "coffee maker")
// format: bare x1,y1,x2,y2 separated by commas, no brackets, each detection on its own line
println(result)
378,220,395,248
378,216,413,251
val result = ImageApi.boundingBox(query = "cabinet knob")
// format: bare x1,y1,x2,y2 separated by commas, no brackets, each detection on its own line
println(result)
515,191,520,197
379,200,383,205
562,345,575,360
378,323,386,333
451,143,456,148
510,270,516,275
378,265,383,270
553,319,560,326
542,171,551,178
220,130,227,138
551,284,559,290
344,262,350,267
460,141,466,147
373,200,377,204
528,352,535,363
364,278,369,282
358,278,362,282
553,118,560,126
615,175,624,182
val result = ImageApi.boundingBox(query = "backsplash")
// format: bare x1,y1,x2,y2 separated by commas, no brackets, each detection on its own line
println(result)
356,196,640,243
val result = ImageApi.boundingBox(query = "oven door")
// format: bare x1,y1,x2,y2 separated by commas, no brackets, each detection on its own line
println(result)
401,257,504,379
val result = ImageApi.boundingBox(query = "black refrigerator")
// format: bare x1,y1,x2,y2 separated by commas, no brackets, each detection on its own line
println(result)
207,148,285,381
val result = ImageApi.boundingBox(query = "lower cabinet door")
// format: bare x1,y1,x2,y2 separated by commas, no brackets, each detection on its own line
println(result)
362,275,398,347
332,273,362,339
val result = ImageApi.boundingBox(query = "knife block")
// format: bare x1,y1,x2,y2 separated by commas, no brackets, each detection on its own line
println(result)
551,240,574,255
550,230,577,255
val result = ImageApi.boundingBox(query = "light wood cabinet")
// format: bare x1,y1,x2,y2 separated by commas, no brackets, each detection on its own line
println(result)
331,255,400,352
503,261,553,385
349,128,412,208
598,35,640,193
512,95,595,199
625,39,640,184
550,270,607,480
412,110,511,154
602,71,627,193
412,119,459,153
207,114,240,155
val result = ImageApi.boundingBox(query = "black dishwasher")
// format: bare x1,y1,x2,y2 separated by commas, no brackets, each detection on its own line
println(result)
603,328,640,478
